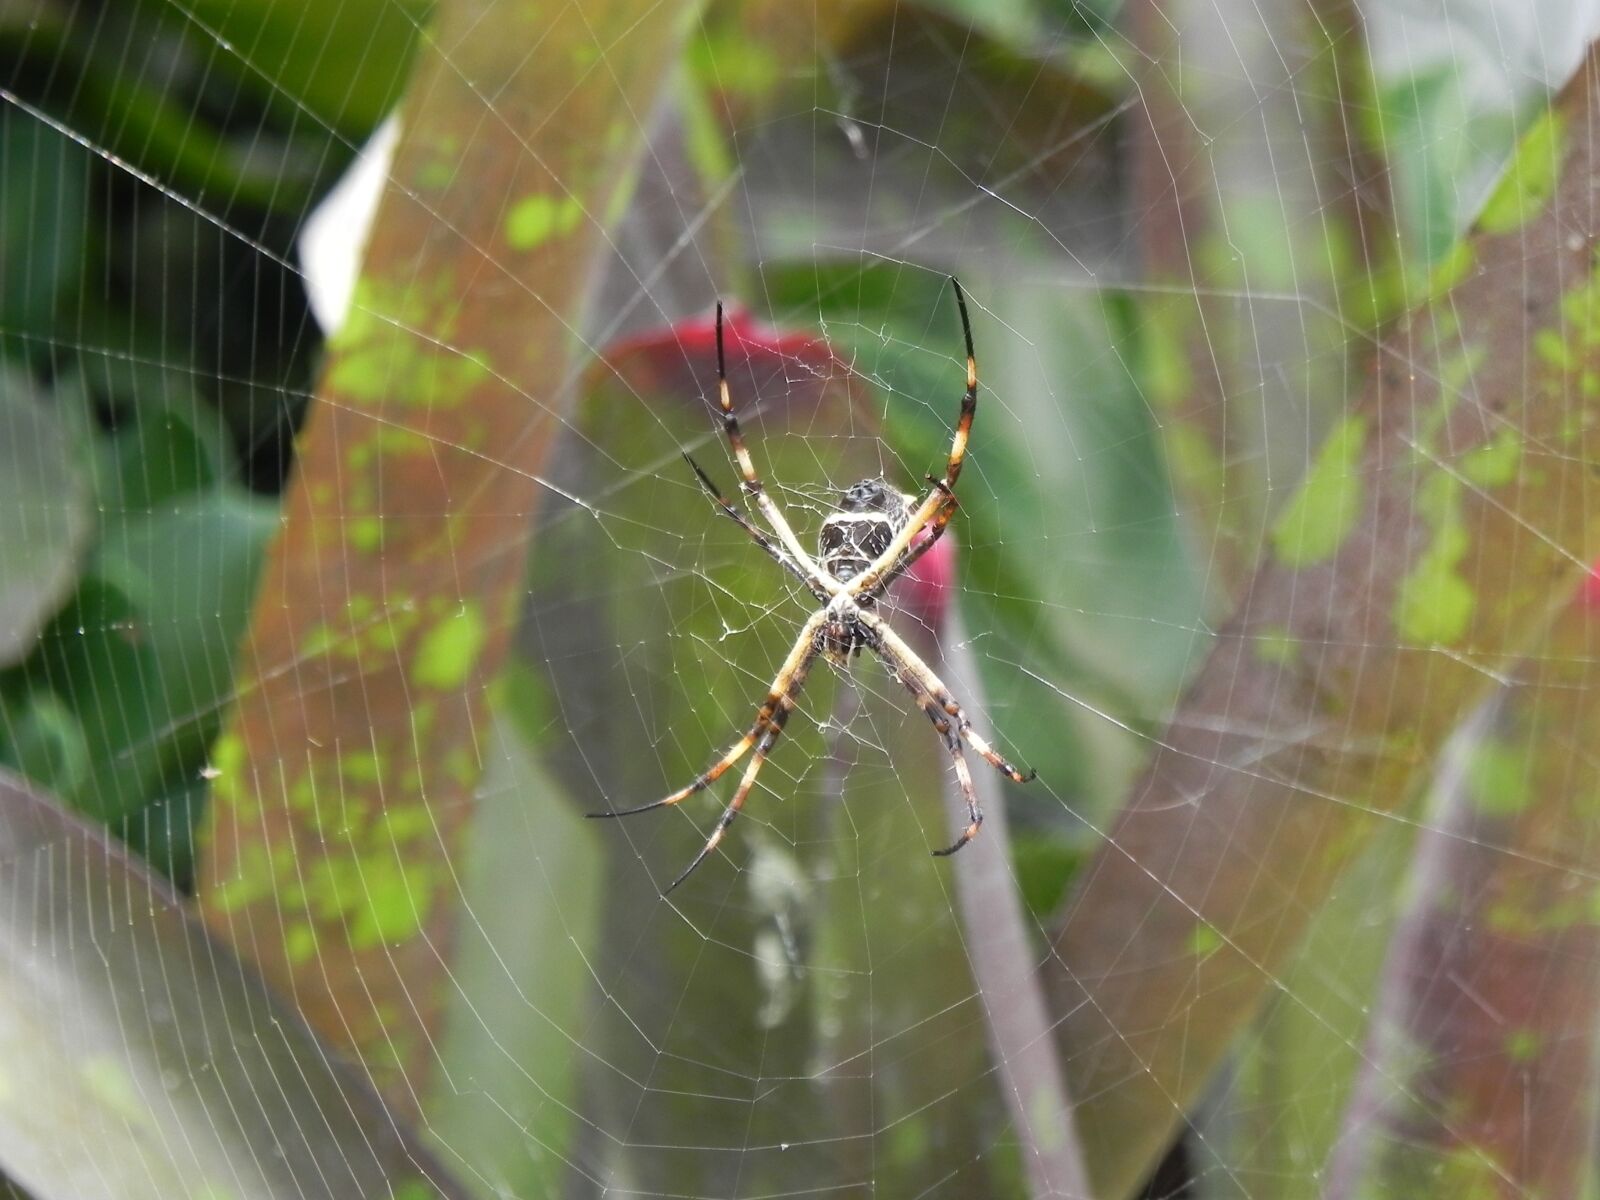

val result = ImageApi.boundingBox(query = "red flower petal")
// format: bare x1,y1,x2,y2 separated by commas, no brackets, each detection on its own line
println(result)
1583,559,1600,610
894,526,957,633
598,305,844,416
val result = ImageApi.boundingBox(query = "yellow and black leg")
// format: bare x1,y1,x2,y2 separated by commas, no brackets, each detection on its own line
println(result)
665,645,816,892
684,452,831,602
861,610,1035,787
845,278,977,600
589,612,827,894
713,303,832,585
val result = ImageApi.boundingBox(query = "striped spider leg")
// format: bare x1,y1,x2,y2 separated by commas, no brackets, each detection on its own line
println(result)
856,609,1035,856
587,278,1032,891
840,277,1033,853
837,275,978,603
701,299,838,596
587,611,829,893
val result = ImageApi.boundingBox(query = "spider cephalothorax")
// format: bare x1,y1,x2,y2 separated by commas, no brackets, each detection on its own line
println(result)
589,278,1035,892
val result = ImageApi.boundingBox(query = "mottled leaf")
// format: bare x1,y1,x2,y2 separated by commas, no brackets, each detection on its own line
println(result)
1043,44,1600,1197
195,0,708,1110
1327,583,1600,1200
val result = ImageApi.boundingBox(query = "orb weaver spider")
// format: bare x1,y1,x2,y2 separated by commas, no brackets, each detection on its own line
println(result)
588,278,1034,892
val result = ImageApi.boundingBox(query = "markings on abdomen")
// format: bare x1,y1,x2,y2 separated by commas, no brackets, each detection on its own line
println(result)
819,513,899,582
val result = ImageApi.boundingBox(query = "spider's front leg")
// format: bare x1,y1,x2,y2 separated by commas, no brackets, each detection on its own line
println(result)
844,276,976,602
710,303,837,595
867,481,957,604
684,453,831,603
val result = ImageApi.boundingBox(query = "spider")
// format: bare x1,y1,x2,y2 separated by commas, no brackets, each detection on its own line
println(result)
588,277,1034,892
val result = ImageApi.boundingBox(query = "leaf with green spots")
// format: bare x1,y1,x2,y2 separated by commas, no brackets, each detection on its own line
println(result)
412,604,488,690
1393,519,1474,645
1329,591,1600,1200
1478,109,1565,234
194,0,705,1106
1271,415,1369,568
1188,922,1223,959
1464,737,1532,817
1460,428,1522,488
1253,626,1299,666
324,277,494,409
504,192,585,250
1042,46,1600,1198
1503,1028,1541,1063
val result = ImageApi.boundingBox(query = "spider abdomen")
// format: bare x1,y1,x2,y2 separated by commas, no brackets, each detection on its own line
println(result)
818,513,896,583
818,478,914,585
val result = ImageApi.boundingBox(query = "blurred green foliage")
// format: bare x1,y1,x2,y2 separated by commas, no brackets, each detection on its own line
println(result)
0,0,1575,1196
0,0,421,881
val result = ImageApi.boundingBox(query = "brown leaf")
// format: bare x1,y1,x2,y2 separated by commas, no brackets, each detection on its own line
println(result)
1045,39,1600,1197
194,0,702,1108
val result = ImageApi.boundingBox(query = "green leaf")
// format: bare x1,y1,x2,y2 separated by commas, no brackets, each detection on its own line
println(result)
0,371,93,665
143,0,431,138
0,109,88,346
97,399,232,513
24,575,163,822
428,689,603,1198
23,493,275,825
0,685,91,799
91,494,278,774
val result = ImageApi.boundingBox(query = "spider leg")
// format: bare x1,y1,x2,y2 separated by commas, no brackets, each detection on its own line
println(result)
869,479,958,602
666,635,820,893
846,278,977,600
587,612,826,821
586,731,755,819
684,453,831,603
713,303,837,593
944,275,978,491
860,609,1035,787
933,736,982,857
869,644,983,854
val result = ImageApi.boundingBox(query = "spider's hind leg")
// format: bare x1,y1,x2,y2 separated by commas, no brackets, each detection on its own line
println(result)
932,738,982,857
666,693,801,893
586,612,827,823
912,699,985,857
860,612,1035,787
856,613,1035,858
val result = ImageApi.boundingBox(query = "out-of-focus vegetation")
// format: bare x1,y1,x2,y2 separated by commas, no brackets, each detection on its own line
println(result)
2,1,1599,1198
0,0,427,881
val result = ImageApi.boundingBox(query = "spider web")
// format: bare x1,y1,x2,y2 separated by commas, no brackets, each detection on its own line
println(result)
2,1,1599,1198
